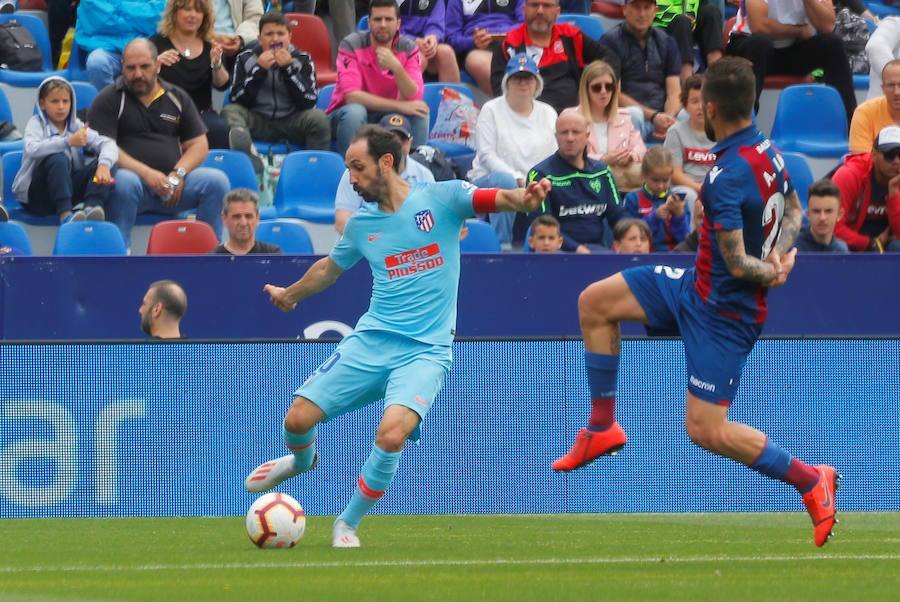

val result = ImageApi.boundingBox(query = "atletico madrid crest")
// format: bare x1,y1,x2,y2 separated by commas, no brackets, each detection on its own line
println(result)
415,209,435,232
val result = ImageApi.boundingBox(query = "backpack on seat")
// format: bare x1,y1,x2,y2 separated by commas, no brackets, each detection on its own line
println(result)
0,21,42,71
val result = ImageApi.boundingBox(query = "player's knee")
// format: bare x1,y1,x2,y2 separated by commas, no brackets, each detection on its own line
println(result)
374,419,414,452
283,399,318,435
374,429,407,453
577,285,608,326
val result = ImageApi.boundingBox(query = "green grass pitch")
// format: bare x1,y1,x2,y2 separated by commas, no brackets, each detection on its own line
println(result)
2,512,898,601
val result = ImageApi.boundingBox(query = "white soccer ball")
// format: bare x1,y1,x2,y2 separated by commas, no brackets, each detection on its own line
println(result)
245,492,306,548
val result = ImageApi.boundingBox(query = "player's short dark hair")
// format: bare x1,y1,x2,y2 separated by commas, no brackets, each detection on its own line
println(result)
702,57,755,123
259,9,288,32
369,0,400,17
150,279,187,320
353,124,403,174
807,178,841,203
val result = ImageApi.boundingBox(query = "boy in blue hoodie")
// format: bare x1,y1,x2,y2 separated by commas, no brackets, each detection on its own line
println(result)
13,76,117,223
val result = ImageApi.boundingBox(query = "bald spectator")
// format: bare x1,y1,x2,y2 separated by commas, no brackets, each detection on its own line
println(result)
527,109,625,253
850,59,900,154
88,39,229,248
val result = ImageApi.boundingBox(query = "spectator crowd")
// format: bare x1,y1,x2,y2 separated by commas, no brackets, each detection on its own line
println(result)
0,0,897,255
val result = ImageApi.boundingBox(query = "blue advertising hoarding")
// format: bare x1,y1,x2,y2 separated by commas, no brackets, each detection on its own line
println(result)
1,338,896,518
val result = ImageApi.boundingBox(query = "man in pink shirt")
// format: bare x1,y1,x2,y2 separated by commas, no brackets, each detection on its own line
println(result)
326,0,429,157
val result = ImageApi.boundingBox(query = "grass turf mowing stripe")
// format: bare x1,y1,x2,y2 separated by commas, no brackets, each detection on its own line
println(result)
2,553,900,573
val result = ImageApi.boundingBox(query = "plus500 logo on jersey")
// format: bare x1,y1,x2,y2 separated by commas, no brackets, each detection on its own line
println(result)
384,243,445,279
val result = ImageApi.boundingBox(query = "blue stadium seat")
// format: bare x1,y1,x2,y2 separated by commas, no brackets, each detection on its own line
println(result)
0,220,32,254
70,80,98,110
770,84,849,158
1,149,55,224
866,0,900,18
201,149,259,191
2,148,20,204
0,13,66,86
272,150,344,223
460,219,501,253
357,15,368,30
557,12,604,39
522,223,534,253
316,83,334,111
0,86,24,154
255,219,315,254
53,221,127,255
781,151,814,214
66,41,90,82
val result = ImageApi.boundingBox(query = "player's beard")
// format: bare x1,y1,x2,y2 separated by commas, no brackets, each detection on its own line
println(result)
354,167,388,203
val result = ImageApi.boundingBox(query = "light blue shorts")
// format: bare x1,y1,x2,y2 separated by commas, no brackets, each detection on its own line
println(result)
294,330,452,425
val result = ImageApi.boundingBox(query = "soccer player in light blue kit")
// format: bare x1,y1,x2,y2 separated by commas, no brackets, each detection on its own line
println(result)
552,57,840,547
245,124,551,548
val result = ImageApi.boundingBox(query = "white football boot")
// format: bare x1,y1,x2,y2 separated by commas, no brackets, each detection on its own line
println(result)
332,519,361,548
244,453,317,493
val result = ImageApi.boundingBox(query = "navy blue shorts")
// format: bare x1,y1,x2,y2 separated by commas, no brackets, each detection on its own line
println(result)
622,265,762,405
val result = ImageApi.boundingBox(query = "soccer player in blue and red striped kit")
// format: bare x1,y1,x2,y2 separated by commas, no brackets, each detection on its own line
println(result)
245,124,551,548
552,57,840,547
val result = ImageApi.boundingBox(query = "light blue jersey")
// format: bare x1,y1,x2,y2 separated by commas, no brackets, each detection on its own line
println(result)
331,180,477,345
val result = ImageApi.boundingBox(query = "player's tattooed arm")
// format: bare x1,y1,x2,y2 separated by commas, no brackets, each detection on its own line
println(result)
773,190,803,255
716,228,780,285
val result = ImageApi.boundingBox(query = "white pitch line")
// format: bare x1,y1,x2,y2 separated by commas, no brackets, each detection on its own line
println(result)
2,554,899,574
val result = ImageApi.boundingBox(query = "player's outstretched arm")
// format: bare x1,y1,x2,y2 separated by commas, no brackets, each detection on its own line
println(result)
263,256,345,312
493,178,552,213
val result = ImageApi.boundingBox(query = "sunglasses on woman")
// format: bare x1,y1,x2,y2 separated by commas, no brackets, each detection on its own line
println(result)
590,82,616,93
